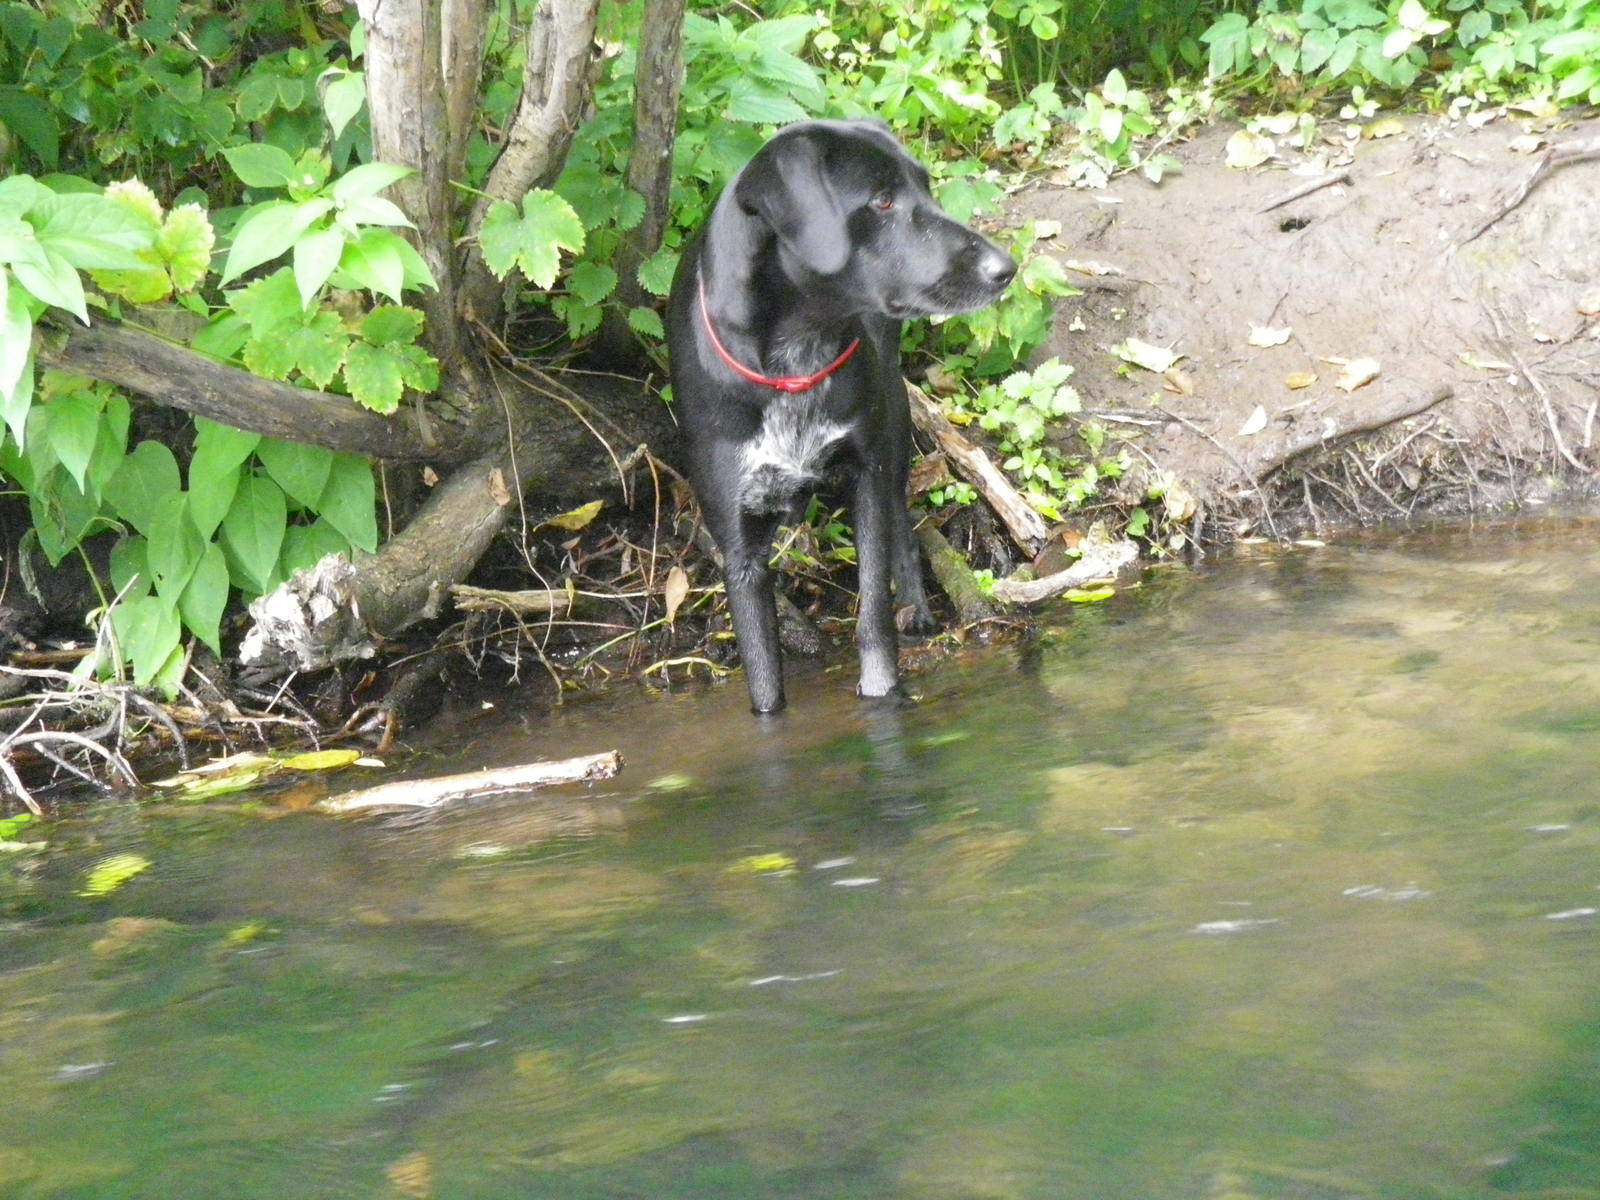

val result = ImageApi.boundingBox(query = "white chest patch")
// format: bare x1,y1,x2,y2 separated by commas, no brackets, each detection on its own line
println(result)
742,392,850,481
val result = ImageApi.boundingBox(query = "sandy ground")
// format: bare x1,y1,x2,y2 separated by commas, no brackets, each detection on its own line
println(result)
1007,108,1600,538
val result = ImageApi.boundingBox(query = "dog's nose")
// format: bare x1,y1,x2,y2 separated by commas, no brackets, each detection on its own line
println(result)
981,247,1018,289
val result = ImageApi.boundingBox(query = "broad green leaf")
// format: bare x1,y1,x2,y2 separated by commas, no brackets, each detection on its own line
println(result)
221,198,333,283
336,228,404,302
241,320,300,380
109,534,153,597
636,248,678,298
78,852,151,897
28,463,99,564
30,193,150,267
281,312,348,389
188,417,259,538
41,387,100,490
280,518,352,577
292,223,346,308
628,305,664,339
0,85,57,169
257,437,334,510
103,440,181,535
336,195,412,229
321,68,366,139
314,453,377,551
279,748,361,771
228,267,303,336
220,473,288,595
178,541,229,655
331,161,412,205
568,260,617,306
156,204,215,292
109,593,182,685
146,492,205,599
102,179,163,227
0,271,33,416
12,248,86,321
478,190,584,288
341,340,405,413
222,143,298,189
361,304,423,346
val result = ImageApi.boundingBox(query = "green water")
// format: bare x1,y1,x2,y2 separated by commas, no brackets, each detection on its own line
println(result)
5,519,1600,1199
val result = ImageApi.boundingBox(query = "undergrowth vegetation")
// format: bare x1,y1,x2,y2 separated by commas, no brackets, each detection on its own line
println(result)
0,0,1594,692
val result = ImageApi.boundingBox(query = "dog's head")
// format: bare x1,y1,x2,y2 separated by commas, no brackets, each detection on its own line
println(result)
732,119,1017,319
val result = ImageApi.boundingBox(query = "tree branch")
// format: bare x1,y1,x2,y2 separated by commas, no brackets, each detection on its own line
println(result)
40,318,445,461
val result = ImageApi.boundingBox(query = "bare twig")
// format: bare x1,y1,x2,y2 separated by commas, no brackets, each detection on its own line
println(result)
1257,170,1351,215
321,749,622,814
1455,136,1600,249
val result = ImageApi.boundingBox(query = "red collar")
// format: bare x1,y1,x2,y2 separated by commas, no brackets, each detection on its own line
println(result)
698,280,860,394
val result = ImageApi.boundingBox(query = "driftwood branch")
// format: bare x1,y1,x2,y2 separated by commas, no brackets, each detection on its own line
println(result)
40,318,444,461
1257,170,1350,215
451,583,577,617
320,749,622,814
989,538,1139,604
1244,384,1456,477
915,523,997,624
907,383,1050,554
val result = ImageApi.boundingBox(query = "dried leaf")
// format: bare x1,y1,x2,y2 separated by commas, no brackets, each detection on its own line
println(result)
545,499,603,531
1224,129,1275,169
1457,351,1514,371
1237,405,1269,436
278,748,362,772
1578,288,1600,317
488,467,512,507
1333,357,1381,392
1285,371,1318,390
1248,324,1293,347
908,452,953,495
1163,367,1195,395
662,564,690,625
1508,134,1546,154
1361,117,1407,140
421,465,439,487
1111,337,1184,373
386,1151,434,1199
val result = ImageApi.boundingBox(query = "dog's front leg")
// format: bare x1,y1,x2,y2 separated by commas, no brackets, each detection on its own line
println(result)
719,517,787,714
852,465,901,699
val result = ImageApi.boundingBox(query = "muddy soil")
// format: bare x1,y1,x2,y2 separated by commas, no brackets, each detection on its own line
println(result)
1009,110,1600,539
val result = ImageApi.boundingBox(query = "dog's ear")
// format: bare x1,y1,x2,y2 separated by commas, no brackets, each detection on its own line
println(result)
734,135,850,276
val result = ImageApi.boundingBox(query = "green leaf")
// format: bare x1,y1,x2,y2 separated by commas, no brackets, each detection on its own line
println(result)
292,223,346,307
78,852,151,897
222,143,299,189
146,492,205,599
12,249,86,322
228,268,303,336
42,387,101,490
280,517,352,577
321,68,366,139
104,440,181,535
478,191,584,288
568,260,617,306
220,474,288,595
178,541,229,655
32,193,151,268
188,417,259,534
109,593,182,686
221,199,333,284
256,437,334,510
336,228,404,302
109,534,152,598
627,305,664,339
331,161,412,205
280,312,348,389
0,272,33,421
636,248,678,298
156,204,215,292
0,85,58,169
336,195,412,229
341,340,405,413
314,453,377,552
360,304,423,346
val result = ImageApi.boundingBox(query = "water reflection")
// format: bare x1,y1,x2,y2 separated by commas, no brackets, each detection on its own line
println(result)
4,518,1600,1198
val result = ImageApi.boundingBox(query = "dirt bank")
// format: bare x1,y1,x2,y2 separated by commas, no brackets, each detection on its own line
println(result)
1010,110,1600,540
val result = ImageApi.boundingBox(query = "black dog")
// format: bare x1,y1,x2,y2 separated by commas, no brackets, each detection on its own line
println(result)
666,119,1016,713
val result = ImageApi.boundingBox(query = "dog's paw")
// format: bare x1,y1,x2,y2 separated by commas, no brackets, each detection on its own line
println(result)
895,603,939,638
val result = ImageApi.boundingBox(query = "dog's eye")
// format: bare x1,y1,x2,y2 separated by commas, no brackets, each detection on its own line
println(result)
871,191,895,212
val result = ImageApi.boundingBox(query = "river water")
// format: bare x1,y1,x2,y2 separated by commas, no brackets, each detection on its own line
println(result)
4,517,1600,1199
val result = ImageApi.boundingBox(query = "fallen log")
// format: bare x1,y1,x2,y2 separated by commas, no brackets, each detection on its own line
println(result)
320,749,622,814
907,383,1050,554
915,523,998,624
989,538,1139,604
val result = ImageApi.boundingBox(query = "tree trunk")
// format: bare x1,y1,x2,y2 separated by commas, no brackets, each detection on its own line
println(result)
594,0,684,365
